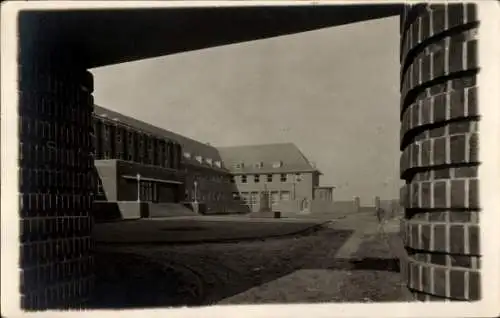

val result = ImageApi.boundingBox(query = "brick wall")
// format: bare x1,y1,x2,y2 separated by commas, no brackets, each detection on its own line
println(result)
400,3,480,301
18,14,95,309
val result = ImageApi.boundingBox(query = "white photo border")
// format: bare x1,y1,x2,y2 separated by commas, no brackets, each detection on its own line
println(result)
1,1,499,317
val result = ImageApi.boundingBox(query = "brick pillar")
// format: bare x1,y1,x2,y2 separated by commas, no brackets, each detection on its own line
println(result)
400,3,480,300
19,14,95,309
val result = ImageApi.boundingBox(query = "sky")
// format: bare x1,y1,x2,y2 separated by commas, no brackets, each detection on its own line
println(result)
90,16,402,205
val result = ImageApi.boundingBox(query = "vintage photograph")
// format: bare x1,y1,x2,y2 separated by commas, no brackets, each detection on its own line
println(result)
1,0,497,316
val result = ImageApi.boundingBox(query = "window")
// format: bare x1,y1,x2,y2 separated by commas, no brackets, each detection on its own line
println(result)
254,162,264,169
104,125,111,140
241,192,249,205
241,175,247,183
250,192,258,206
254,174,260,183
206,158,213,166
272,161,283,168
232,192,240,201
280,191,291,201
183,152,192,159
267,174,273,182
214,161,222,168
195,155,203,163
271,192,279,206
233,162,244,169
295,173,302,182
230,176,235,183
280,174,287,182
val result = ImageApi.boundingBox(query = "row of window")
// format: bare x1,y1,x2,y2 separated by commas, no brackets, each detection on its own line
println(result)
183,152,222,168
185,189,227,202
93,116,182,169
232,191,291,205
233,161,283,169
190,174,231,184
231,173,302,184
316,190,333,200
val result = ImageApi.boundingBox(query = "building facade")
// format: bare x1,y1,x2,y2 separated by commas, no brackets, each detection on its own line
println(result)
93,108,185,204
314,186,334,201
92,106,333,214
93,106,245,214
218,143,334,213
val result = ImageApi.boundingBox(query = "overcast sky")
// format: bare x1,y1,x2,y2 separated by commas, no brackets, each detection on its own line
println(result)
90,16,401,205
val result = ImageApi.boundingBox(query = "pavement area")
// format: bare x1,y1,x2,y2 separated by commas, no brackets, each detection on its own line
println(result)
90,212,412,309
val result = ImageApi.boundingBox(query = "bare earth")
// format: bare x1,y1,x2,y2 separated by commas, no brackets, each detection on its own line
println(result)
90,213,412,309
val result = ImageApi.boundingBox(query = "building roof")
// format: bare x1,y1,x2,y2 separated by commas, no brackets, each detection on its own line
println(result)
217,143,320,174
94,107,322,176
94,105,228,173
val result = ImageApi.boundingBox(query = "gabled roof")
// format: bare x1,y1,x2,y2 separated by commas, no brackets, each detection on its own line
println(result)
94,105,228,172
217,143,319,174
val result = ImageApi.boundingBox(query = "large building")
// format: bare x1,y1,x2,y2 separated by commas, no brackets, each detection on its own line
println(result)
92,105,334,215
218,143,333,212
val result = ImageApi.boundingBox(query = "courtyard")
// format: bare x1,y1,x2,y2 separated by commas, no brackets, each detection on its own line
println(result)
90,212,411,308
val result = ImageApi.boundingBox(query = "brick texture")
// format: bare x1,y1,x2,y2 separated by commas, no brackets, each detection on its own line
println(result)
18,44,94,310
400,3,481,301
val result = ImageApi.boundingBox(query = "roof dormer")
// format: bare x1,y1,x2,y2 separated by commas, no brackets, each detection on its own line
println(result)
272,161,283,168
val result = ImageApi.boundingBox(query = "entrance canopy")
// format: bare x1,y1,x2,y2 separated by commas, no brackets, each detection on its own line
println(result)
19,4,403,68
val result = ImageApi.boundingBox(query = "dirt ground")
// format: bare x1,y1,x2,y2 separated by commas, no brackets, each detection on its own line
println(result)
90,213,412,309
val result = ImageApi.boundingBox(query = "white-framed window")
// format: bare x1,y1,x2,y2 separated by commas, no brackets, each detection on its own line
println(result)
271,192,279,206
280,191,291,201
254,174,260,183
250,192,258,206
206,158,213,166
195,155,203,163
280,174,287,182
267,174,273,182
241,175,247,183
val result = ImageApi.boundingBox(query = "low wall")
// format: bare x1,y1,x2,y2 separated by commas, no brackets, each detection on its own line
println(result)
273,200,301,214
92,201,150,222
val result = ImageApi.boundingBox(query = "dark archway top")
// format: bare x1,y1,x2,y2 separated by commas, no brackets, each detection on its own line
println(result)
19,4,403,68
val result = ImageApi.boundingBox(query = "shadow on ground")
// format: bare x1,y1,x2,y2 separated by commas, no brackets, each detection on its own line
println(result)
88,226,406,308
328,257,400,272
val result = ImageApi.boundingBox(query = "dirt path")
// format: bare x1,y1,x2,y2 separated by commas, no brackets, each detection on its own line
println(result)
90,213,411,308
220,214,411,304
